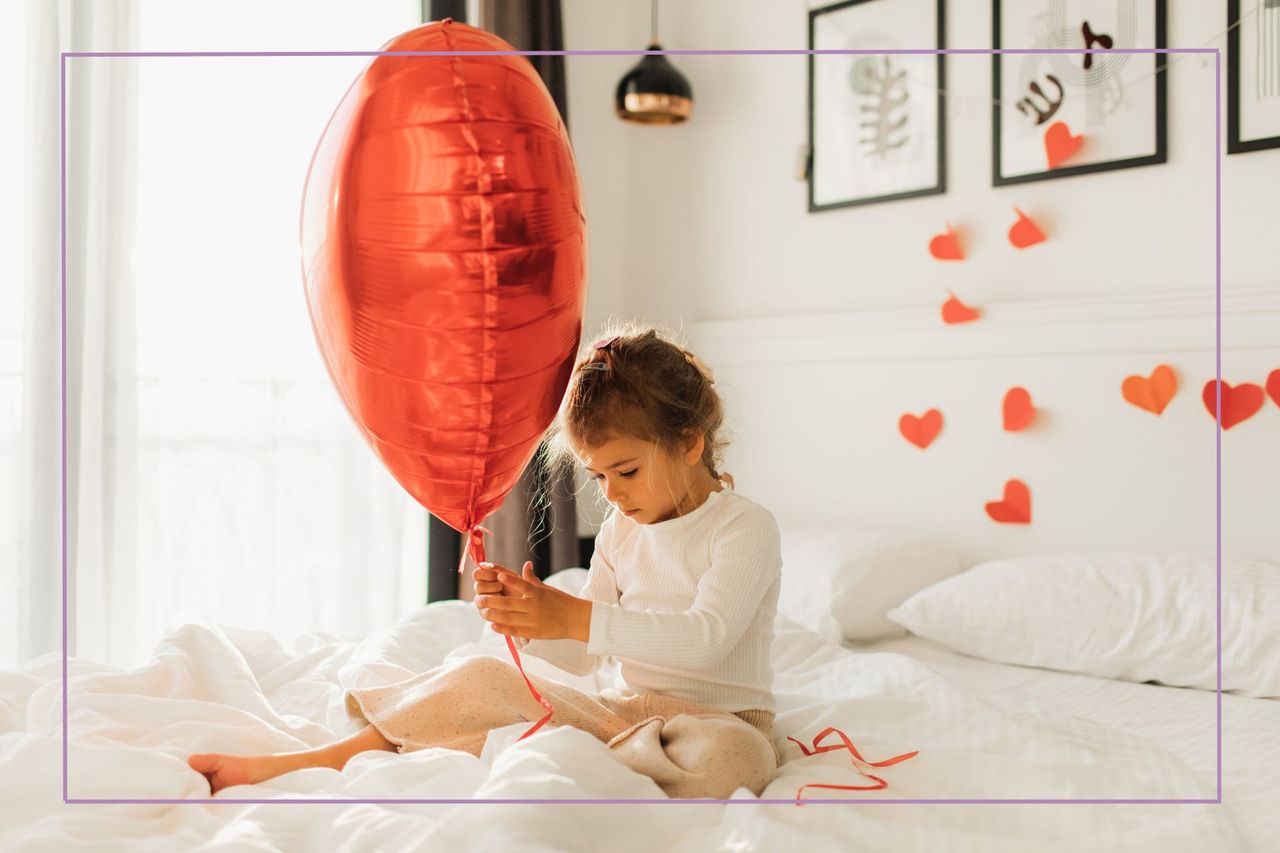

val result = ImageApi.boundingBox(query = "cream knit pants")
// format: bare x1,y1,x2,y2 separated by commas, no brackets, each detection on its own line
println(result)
344,655,781,799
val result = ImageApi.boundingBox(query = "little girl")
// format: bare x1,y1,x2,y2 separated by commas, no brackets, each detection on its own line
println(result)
188,327,784,799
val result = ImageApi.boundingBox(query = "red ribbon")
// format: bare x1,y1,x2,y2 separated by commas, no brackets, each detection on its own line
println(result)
459,524,556,742
787,726,919,805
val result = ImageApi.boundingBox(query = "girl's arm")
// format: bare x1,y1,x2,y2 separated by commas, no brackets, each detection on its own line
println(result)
584,509,781,670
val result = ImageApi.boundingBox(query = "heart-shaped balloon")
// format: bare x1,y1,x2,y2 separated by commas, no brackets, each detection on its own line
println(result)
300,20,588,540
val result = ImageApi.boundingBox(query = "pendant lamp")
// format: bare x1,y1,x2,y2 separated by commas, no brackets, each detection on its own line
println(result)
615,0,693,124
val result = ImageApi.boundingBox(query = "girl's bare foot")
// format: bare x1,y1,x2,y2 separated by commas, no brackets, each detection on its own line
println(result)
188,726,398,795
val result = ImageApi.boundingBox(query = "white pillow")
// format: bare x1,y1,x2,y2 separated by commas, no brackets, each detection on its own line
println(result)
778,527,963,642
546,567,589,596
887,553,1280,698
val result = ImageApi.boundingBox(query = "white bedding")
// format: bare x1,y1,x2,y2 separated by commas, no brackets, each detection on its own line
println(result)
843,633,1280,853
0,601,1262,852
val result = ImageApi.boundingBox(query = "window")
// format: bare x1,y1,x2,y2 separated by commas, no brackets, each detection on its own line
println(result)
121,0,429,665
0,1,27,666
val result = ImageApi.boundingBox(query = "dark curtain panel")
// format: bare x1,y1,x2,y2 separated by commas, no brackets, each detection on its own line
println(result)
459,453,581,596
424,0,471,604
458,0,578,597
422,0,466,25
481,0,569,125
424,0,581,602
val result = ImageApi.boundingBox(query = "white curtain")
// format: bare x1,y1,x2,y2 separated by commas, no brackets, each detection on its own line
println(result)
6,0,428,670
63,0,143,667
9,0,75,669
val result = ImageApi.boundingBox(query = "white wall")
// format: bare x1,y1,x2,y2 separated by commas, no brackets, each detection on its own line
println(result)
692,289,1280,564
560,0,1277,542
563,0,1274,333
562,1,632,337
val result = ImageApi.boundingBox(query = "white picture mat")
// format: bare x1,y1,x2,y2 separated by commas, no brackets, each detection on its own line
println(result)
998,0,1160,178
1239,0,1280,142
812,0,939,205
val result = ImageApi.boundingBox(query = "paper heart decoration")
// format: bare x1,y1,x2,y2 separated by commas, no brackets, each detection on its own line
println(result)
986,479,1031,525
929,224,964,261
941,292,981,324
899,409,944,449
1002,387,1035,431
1202,380,1264,430
1044,121,1084,170
1267,369,1280,409
1122,365,1178,415
1008,208,1047,248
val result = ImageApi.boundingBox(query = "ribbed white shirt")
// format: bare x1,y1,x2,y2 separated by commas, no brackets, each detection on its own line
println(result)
515,484,782,713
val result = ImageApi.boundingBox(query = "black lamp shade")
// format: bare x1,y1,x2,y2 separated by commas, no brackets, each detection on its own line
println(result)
615,43,693,124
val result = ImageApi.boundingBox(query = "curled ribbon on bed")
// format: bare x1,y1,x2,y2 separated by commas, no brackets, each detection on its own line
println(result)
787,726,919,805
458,524,556,742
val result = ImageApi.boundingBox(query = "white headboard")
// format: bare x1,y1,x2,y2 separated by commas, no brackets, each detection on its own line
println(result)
689,288,1280,565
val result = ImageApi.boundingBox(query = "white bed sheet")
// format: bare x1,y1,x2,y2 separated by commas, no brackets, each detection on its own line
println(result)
0,602,1263,852
842,633,1280,853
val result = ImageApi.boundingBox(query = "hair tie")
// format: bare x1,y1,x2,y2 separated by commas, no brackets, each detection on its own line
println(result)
592,335,620,350
579,335,618,374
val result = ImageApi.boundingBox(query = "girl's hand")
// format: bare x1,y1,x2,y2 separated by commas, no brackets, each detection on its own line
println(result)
474,561,591,643
472,565,505,600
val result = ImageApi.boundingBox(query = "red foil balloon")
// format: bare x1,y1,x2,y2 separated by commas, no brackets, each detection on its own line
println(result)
300,20,588,547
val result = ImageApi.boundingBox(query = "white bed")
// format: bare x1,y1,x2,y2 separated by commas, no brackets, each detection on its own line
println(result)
842,632,1280,853
0,584,1266,852
6,288,1275,850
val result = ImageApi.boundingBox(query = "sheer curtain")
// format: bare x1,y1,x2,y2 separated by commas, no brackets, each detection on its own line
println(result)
5,0,430,669
1,1,33,667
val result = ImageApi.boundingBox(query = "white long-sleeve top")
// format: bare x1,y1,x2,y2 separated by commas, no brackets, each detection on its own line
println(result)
514,485,782,713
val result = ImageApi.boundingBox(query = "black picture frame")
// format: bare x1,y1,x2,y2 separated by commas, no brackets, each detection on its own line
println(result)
1227,0,1280,155
807,0,947,212
992,0,1168,187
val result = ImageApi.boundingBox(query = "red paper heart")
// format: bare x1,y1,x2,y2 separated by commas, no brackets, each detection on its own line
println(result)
1122,365,1177,415
899,409,943,449
929,225,964,261
986,479,1031,525
1008,207,1046,248
1044,121,1084,170
1002,387,1035,431
941,292,981,324
1202,380,1264,430
1267,369,1280,409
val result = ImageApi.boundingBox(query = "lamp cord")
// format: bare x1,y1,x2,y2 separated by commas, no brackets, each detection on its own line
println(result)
651,0,658,44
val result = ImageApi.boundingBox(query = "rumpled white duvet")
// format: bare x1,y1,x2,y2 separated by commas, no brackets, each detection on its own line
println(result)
0,596,1249,852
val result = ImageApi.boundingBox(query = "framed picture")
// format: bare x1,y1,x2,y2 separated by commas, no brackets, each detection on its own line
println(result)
993,0,1167,186
807,0,946,211
1228,0,1280,154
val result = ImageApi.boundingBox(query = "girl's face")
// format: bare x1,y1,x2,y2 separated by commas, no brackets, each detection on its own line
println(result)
574,431,716,524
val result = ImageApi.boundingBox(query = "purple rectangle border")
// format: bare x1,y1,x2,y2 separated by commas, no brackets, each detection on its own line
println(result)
61,46,1224,806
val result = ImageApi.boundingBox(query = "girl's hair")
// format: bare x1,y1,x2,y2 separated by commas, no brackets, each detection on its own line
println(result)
539,322,729,482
